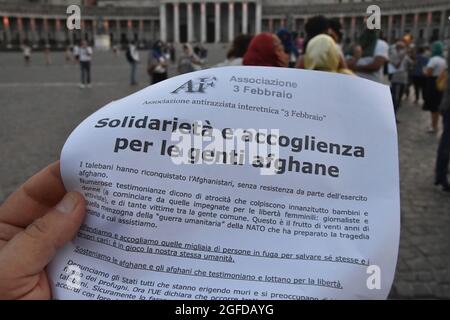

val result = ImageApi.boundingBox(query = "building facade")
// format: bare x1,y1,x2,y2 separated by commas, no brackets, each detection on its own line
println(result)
0,0,449,49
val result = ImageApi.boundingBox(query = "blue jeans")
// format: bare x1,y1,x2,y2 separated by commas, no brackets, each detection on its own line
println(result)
435,107,450,186
80,61,91,84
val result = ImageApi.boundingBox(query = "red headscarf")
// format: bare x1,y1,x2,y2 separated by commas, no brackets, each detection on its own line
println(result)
243,33,285,67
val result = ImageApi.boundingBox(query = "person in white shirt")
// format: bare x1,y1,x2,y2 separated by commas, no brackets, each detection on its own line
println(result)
126,41,140,85
348,29,389,83
390,41,412,116
423,41,448,133
78,40,93,88
434,48,450,192
22,43,31,66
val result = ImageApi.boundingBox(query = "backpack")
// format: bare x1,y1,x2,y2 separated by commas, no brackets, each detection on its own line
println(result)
125,47,134,63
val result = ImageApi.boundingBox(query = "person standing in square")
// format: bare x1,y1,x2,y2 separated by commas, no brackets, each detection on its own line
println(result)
435,49,450,192
79,40,93,88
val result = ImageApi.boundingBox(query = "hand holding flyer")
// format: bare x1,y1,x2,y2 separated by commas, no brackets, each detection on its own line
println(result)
49,67,400,300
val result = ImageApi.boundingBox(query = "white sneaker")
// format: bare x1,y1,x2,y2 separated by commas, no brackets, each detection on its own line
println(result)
79,83,85,89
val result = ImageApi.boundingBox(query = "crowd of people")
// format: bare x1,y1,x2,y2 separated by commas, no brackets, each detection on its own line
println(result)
17,15,449,192
2,15,449,300
209,16,449,193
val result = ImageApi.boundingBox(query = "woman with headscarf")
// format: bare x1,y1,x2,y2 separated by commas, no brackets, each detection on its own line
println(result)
423,41,448,133
434,49,450,192
295,15,329,69
276,28,299,67
295,15,349,74
243,33,289,67
303,33,353,75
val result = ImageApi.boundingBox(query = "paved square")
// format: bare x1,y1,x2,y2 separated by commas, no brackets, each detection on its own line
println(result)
0,50,449,299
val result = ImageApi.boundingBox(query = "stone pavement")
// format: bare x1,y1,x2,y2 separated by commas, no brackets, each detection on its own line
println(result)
0,50,449,299
0,47,226,197
388,98,450,299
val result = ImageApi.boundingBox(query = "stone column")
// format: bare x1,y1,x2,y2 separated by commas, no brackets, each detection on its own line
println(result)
4,17,11,46
425,11,432,42
54,18,60,44
255,1,262,34
17,17,23,44
173,2,180,43
29,17,36,45
138,20,143,44
201,2,206,43
215,2,221,43
115,19,120,45
127,20,132,42
387,15,393,43
150,19,154,41
350,16,356,41
439,10,446,39
228,2,234,42
159,3,167,42
57,18,66,46
43,17,49,44
242,2,248,34
413,13,419,40
400,14,405,38
339,16,345,39
187,2,193,42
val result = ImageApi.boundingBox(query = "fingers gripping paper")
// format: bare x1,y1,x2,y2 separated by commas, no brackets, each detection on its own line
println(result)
49,67,400,300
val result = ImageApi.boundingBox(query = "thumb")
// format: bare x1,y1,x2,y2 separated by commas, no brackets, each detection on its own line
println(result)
0,192,86,277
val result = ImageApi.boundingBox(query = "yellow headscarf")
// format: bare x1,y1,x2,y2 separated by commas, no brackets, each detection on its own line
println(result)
304,34,353,75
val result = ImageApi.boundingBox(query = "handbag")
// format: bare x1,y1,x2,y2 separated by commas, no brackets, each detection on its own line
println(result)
436,68,448,92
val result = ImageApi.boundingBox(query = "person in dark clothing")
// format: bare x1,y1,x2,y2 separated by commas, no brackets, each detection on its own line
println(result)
423,41,447,133
169,43,176,63
295,15,330,69
78,40,93,88
434,52,450,192
411,47,429,104
302,15,329,53
276,28,299,67
147,40,168,84
126,41,140,85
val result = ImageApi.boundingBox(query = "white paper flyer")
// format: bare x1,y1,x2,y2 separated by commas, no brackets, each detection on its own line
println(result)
48,66,400,300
